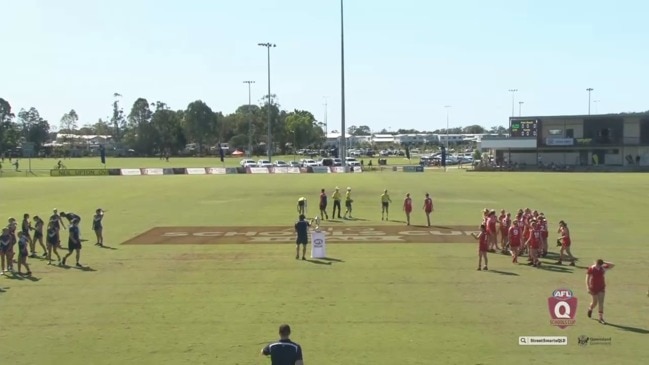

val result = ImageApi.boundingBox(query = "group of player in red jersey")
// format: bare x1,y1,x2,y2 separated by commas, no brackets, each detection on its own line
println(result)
471,207,619,325
472,208,576,271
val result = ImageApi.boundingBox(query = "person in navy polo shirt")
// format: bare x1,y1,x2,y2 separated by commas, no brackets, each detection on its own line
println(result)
261,324,304,365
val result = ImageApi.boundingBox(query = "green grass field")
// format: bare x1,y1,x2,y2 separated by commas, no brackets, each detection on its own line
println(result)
1,166,648,365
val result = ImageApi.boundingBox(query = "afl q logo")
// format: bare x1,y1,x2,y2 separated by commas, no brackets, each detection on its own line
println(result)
548,288,578,329
313,239,324,248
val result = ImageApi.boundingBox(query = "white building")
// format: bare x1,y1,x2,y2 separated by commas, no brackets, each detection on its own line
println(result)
325,132,495,147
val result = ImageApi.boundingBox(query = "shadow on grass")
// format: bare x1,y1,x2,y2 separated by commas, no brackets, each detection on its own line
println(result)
487,270,519,276
98,245,118,250
0,287,8,293
605,322,649,334
74,265,97,272
305,259,332,266
322,257,344,263
346,217,368,221
3,273,40,282
327,220,344,223
536,264,573,274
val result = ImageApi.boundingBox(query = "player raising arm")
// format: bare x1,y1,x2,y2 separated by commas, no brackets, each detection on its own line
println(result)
586,259,615,324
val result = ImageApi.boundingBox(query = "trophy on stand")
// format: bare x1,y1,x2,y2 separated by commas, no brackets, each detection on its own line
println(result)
312,216,321,231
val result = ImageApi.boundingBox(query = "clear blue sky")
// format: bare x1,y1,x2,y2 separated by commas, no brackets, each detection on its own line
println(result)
2,0,648,132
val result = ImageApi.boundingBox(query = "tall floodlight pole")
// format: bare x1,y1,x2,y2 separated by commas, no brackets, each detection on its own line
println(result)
444,105,451,172
586,88,594,115
444,105,451,150
243,81,255,157
518,101,524,116
508,89,518,117
258,42,276,162
323,97,328,135
340,0,347,166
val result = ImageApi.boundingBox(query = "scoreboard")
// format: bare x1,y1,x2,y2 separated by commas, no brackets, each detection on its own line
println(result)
510,119,539,138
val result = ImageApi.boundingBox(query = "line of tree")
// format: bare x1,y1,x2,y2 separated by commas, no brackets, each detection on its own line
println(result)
345,124,509,136
0,94,327,156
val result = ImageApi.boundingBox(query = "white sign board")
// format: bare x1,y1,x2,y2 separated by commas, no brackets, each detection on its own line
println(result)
311,230,326,258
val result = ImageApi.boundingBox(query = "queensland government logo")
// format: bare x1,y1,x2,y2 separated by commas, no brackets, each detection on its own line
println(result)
578,335,612,347
548,288,577,329
313,239,324,248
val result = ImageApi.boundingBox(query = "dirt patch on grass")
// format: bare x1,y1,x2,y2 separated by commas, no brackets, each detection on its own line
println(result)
123,225,479,245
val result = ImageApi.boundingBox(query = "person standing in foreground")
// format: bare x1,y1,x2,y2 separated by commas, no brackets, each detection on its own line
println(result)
586,259,615,324
261,324,304,365
423,193,434,227
31,216,47,257
46,221,62,265
318,189,329,220
331,187,342,219
294,215,311,260
471,224,489,271
93,209,104,247
381,189,392,221
16,231,32,276
296,197,307,216
343,187,353,219
62,219,82,267
403,193,413,225
556,220,575,266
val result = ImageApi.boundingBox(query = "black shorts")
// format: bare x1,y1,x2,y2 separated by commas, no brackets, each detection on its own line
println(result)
382,202,389,208
19,250,28,258
34,231,43,239
21,230,30,236
319,205,327,211
68,242,81,252
93,226,102,232
296,238,308,245
345,201,352,208
298,201,305,207
0,245,8,254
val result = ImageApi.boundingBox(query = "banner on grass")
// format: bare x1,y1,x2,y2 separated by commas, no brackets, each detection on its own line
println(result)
272,167,289,174
248,167,270,174
331,166,345,173
207,167,227,175
141,168,164,175
50,169,109,177
311,166,330,174
403,166,424,173
287,167,301,174
121,169,142,176
186,168,207,175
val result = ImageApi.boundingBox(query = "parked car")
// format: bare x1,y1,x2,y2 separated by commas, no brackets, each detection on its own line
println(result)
300,159,318,167
257,159,272,167
240,159,256,167
289,161,301,167
333,158,342,166
274,160,289,167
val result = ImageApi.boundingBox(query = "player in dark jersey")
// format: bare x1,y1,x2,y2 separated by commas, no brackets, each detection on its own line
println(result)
294,215,311,260
50,209,65,248
0,228,11,274
93,209,104,247
46,221,62,265
62,219,83,267
31,216,48,257
16,232,32,276
318,189,329,220
60,211,81,225
261,324,304,365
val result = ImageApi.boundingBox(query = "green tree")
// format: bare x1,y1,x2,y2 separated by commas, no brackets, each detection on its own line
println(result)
17,107,50,151
152,108,185,154
0,98,17,152
126,98,157,154
93,118,112,135
284,110,325,151
59,109,79,132
111,93,126,142
183,100,216,153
